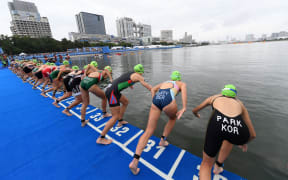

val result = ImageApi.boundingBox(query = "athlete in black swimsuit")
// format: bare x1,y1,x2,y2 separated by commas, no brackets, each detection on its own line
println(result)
192,84,256,180
96,64,152,145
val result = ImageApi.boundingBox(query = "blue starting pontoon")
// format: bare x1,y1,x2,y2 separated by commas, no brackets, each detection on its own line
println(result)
0,68,245,180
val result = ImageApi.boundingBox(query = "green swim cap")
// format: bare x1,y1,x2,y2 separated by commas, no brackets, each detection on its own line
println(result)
72,65,79,70
33,59,37,63
90,61,98,67
63,60,69,65
222,84,237,97
37,63,41,66
84,65,88,69
46,62,50,65
170,71,181,81
134,64,144,74
50,63,56,66
104,66,112,73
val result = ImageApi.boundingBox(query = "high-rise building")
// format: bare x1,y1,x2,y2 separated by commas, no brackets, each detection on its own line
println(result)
116,17,136,38
161,30,173,42
180,32,192,43
137,23,152,37
76,12,106,35
8,0,52,38
116,17,152,38
245,34,255,41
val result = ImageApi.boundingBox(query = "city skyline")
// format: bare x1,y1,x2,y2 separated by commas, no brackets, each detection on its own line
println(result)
1,0,288,41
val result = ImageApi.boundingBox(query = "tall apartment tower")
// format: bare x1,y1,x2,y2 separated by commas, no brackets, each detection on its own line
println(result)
76,12,106,35
180,32,192,43
8,0,52,38
116,17,152,38
137,23,152,37
161,30,173,42
245,34,255,41
116,17,136,38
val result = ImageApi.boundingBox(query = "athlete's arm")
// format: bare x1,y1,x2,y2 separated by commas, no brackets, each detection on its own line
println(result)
132,73,152,91
106,70,113,82
75,70,82,75
151,83,162,98
176,82,187,119
56,69,63,80
239,101,256,141
85,64,94,76
84,65,91,76
192,95,217,118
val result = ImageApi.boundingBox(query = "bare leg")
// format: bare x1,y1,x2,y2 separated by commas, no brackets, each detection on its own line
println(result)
117,95,129,127
96,106,120,145
89,85,110,117
62,95,82,116
129,104,161,175
44,80,60,94
34,78,44,89
40,78,49,97
57,91,72,102
213,140,233,174
42,78,49,90
80,87,90,127
160,101,177,146
54,91,72,108
32,78,39,89
199,151,215,180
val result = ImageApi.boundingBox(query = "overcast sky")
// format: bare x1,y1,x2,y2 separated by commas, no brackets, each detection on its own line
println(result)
1,0,288,41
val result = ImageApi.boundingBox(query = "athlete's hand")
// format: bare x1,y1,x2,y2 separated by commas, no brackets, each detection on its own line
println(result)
194,113,200,118
192,109,200,118
238,144,248,152
176,108,186,120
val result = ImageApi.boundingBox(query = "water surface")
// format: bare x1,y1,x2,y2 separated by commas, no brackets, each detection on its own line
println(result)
72,41,288,179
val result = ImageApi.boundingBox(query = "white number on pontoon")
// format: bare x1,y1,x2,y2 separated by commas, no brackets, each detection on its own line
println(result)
143,140,166,159
115,127,129,136
110,126,130,136
89,113,103,122
193,165,228,180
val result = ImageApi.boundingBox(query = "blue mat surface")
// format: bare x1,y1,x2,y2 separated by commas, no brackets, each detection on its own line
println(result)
0,68,245,180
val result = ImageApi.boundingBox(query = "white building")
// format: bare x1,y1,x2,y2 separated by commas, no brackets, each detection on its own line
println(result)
8,0,52,38
68,32,111,43
278,31,288,38
161,30,173,42
116,17,152,38
245,34,255,41
179,32,192,43
137,23,151,37
141,36,153,45
116,17,136,38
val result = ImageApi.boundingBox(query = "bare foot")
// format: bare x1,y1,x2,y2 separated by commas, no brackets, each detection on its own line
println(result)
96,137,112,145
117,120,128,127
51,96,57,100
81,119,90,127
52,101,60,108
129,159,140,175
213,163,224,174
62,109,72,116
103,112,112,117
32,86,36,89
159,139,169,147
238,144,248,152
40,92,48,97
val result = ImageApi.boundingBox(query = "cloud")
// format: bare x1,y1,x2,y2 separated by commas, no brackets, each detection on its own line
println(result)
201,22,219,32
1,0,288,41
